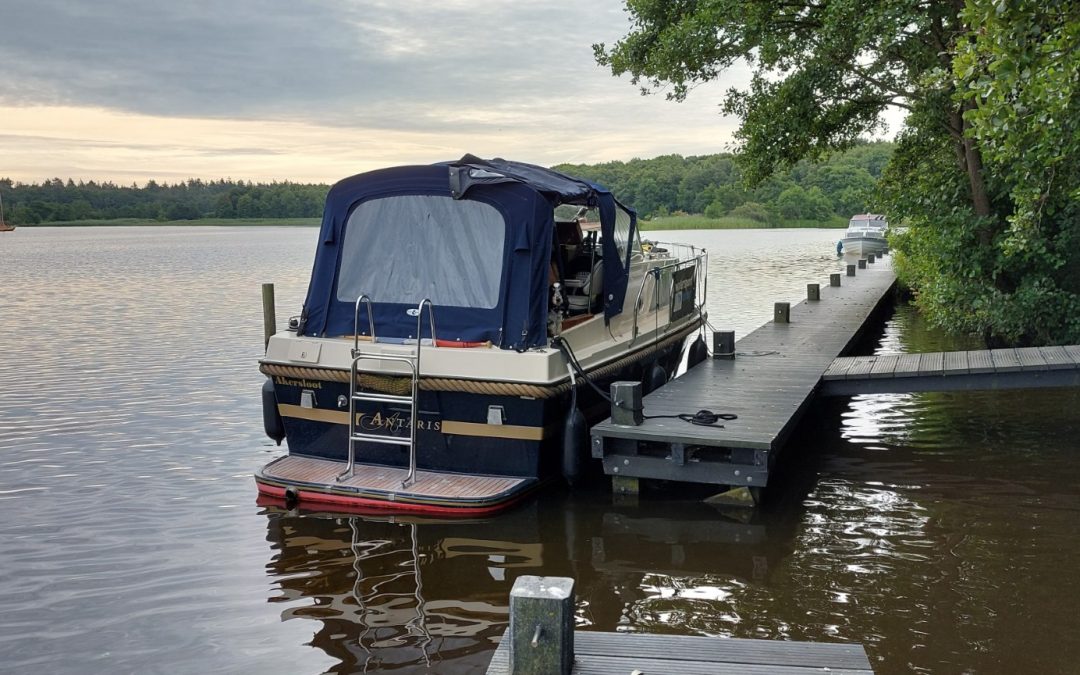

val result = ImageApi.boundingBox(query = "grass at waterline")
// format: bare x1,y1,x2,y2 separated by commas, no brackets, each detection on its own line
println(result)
23,217,321,227
639,214,847,230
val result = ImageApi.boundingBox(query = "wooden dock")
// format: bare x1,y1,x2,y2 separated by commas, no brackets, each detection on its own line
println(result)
487,630,874,674
591,256,897,493
486,575,874,674
821,345,1080,395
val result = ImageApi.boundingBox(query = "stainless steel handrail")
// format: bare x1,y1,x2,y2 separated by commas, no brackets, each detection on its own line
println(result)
353,294,375,356
403,299,436,488
628,251,705,347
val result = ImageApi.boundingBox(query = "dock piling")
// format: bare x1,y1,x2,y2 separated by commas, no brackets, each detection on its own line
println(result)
508,576,575,675
261,283,276,349
858,259,867,269
610,382,643,426
713,330,736,359
847,264,856,277
830,273,842,287
774,302,791,323
868,253,876,264
807,283,821,301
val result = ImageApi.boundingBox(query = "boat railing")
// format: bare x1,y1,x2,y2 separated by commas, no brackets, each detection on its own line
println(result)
339,296,436,489
628,247,707,348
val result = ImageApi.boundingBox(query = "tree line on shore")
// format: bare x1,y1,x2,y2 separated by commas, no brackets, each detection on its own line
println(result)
1,141,892,226
0,177,327,224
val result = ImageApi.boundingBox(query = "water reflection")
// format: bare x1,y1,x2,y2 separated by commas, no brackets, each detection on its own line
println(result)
262,503,545,673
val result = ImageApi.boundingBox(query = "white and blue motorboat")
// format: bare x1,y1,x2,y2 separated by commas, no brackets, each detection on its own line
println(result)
256,156,708,515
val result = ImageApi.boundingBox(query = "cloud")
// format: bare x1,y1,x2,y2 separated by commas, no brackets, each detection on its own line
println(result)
0,1,768,182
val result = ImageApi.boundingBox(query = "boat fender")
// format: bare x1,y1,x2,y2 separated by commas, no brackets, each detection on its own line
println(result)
562,406,587,485
262,378,285,445
643,361,668,395
687,335,709,369
284,487,299,509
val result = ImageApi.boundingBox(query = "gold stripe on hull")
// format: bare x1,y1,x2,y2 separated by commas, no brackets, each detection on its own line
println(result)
278,404,549,440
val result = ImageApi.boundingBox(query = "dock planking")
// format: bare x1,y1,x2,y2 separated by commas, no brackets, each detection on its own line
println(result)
591,256,897,490
821,344,1080,396
487,630,874,675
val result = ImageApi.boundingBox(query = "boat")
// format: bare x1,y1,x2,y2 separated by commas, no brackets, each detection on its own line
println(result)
840,214,887,256
255,155,709,515
0,192,13,231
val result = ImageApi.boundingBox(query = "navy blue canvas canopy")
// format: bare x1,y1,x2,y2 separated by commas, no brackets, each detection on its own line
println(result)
299,156,636,350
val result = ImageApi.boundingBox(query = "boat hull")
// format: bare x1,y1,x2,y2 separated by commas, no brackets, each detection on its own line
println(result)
841,236,887,257
257,332,689,514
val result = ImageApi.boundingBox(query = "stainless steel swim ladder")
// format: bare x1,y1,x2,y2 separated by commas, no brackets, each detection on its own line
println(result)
337,296,436,488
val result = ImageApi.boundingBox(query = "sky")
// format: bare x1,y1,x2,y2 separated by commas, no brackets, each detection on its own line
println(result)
0,1,879,185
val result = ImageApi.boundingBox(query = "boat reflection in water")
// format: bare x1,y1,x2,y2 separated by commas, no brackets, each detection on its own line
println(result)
260,499,546,673
259,476,811,672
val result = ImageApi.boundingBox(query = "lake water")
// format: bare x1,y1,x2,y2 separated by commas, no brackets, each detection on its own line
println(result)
2,226,1078,674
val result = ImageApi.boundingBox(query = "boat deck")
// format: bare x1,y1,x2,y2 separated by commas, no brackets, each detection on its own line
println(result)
256,455,537,516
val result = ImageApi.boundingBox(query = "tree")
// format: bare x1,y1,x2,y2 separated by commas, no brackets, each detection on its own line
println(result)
596,0,1080,344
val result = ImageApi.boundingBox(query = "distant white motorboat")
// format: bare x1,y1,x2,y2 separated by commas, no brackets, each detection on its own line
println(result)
840,214,887,256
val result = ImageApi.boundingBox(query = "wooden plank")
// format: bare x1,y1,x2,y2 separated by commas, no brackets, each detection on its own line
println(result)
1065,344,1080,363
917,351,944,376
487,631,874,675
967,350,995,374
1014,347,1049,371
1038,345,1076,370
869,354,898,378
893,353,921,378
845,356,878,379
990,348,1023,373
263,455,527,498
822,357,854,380
943,350,968,375
575,632,873,670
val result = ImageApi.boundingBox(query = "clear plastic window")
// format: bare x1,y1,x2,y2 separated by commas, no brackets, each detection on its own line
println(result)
337,195,505,308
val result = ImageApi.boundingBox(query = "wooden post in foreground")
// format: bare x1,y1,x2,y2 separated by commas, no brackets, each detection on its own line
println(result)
509,576,575,675
858,259,867,269
807,283,821,301
774,302,791,323
847,264,857,277
830,273,842,287
868,253,876,264
262,283,277,349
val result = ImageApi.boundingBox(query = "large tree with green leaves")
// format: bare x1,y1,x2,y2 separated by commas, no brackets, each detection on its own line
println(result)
596,0,1080,344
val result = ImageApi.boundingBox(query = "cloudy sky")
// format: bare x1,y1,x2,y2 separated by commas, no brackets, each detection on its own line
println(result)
3,1,757,184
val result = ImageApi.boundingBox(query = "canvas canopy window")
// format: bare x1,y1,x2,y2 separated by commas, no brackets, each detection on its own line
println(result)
299,157,636,349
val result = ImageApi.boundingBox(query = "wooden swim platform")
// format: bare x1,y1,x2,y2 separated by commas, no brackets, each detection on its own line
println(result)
821,344,1080,395
590,256,897,492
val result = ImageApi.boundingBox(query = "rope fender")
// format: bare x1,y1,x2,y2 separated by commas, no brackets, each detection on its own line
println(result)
260,322,700,399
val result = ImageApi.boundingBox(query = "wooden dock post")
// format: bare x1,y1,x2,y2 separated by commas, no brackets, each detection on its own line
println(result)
261,283,276,349
508,576,575,675
610,382,643,426
713,330,736,359
774,302,791,323
807,283,821,301
858,259,867,269
847,264,856,277
830,273,842,287
868,253,876,263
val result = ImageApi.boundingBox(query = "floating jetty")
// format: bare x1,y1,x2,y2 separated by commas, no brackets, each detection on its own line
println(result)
822,345,1080,395
591,255,897,497
486,575,874,674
